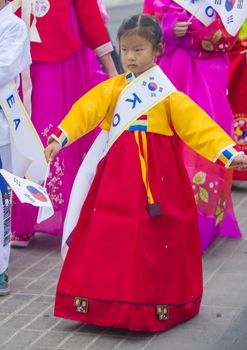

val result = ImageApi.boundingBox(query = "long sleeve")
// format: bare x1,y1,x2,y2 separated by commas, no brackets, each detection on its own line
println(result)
169,92,239,166
75,0,113,56
142,1,181,51
142,0,181,52
147,0,206,53
51,77,118,147
160,1,182,48
0,11,31,88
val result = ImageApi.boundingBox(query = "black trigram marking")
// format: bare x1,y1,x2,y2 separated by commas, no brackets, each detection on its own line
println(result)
237,0,243,9
227,15,234,24
214,0,222,4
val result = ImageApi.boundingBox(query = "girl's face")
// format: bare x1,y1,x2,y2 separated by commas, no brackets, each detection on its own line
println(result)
120,34,159,77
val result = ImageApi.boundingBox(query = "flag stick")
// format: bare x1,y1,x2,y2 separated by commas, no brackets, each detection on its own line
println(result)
188,0,206,23
43,161,50,189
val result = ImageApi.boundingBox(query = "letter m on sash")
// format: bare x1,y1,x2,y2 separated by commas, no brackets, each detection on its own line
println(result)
126,93,142,110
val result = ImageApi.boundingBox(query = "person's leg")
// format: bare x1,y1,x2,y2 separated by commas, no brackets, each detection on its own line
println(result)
0,143,12,295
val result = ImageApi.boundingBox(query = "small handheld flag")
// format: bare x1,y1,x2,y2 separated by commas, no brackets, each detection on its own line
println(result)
206,0,247,35
0,169,54,224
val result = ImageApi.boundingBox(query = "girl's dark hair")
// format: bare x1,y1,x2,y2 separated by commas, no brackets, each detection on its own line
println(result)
117,15,163,55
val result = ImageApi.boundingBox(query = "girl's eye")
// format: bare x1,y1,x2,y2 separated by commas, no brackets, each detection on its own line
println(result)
121,48,127,52
136,49,144,52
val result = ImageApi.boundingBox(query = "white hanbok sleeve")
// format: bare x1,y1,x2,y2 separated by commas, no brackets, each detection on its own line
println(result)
0,19,31,88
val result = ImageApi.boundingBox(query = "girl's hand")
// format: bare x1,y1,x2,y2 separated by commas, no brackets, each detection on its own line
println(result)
174,21,190,37
230,154,247,170
44,140,61,163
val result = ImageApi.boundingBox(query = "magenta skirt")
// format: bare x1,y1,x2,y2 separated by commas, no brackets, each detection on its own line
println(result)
159,47,241,252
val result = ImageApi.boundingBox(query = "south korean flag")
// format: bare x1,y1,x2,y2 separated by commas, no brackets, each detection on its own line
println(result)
206,0,247,35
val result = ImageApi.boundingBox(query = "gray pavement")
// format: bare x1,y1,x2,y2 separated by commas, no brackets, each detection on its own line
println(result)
0,181,246,350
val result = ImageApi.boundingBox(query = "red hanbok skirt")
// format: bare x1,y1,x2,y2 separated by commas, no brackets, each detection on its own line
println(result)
55,132,203,332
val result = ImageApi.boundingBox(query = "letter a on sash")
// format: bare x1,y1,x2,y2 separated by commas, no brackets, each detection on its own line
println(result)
13,118,21,130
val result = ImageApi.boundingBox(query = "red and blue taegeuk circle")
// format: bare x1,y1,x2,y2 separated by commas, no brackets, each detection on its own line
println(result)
26,185,48,202
148,82,158,91
225,0,235,11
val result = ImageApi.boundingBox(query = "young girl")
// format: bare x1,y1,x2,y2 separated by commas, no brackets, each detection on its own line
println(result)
45,15,247,332
143,0,242,252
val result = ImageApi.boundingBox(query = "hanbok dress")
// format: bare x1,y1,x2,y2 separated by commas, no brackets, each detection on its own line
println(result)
143,0,241,252
53,71,240,331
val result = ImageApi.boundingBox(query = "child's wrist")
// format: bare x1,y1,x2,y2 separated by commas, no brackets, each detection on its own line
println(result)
228,153,246,167
47,136,60,146
50,126,69,148
214,145,244,168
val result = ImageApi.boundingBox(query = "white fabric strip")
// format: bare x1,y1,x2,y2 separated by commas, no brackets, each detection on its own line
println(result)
0,82,47,183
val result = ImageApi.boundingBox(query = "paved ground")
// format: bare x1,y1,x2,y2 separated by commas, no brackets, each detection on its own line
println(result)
0,181,246,350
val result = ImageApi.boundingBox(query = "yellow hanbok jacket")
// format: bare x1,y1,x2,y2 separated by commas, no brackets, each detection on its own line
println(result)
52,73,239,167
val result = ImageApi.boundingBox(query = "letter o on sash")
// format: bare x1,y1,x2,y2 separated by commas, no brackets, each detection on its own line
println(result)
205,6,215,17
113,113,121,127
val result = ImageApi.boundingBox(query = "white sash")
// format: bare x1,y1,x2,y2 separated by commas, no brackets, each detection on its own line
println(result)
0,82,47,184
62,66,177,257
173,0,216,26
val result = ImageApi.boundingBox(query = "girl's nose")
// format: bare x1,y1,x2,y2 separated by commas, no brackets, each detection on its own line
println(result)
127,51,135,60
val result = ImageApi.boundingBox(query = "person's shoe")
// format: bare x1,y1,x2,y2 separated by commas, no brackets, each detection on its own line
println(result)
0,269,10,296
11,232,35,248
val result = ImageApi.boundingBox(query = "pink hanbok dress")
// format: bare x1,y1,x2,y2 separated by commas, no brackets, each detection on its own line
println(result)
143,0,241,252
